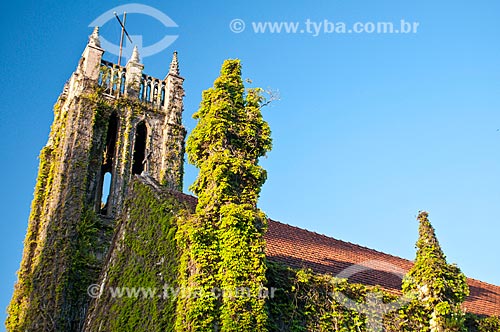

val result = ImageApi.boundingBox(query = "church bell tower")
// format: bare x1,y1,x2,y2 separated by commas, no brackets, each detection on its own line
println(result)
6,27,186,331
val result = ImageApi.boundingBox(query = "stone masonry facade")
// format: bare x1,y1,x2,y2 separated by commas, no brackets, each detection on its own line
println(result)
6,27,186,331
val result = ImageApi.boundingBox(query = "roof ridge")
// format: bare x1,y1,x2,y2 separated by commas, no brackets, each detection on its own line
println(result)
169,195,500,290
268,219,413,265
268,219,500,289
467,276,500,289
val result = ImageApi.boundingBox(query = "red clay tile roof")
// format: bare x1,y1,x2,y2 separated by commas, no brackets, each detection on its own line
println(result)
164,185,500,317
265,219,500,317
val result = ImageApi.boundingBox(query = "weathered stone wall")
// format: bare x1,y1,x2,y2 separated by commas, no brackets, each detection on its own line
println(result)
159,68,186,190
6,86,111,331
6,28,186,331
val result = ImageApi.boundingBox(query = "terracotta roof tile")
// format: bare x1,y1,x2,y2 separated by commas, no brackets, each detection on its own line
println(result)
265,219,500,317
170,189,499,317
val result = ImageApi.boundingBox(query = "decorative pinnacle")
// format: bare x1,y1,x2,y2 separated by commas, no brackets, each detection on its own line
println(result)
129,46,141,63
88,26,101,47
169,51,179,75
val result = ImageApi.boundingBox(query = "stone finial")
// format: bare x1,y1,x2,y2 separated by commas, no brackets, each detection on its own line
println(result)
88,26,101,48
169,51,179,75
125,46,144,97
129,46,141,64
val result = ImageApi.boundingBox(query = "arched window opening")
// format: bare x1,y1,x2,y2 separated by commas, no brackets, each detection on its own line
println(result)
146,80,152,102
112,70,119,94
100,172,112,213
97,112,118,215
98,67,105,86
120,72,126,95
102,113,118,172
160,86,166,106
103,70,111,94
132,122,147,175
153,83,159,105
139,81,145,101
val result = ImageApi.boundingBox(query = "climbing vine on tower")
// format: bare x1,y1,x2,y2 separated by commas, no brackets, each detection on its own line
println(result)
175,59,272,332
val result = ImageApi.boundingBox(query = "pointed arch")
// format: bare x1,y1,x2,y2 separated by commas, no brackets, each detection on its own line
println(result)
119,71,126,95
145,78,152,103
160,83,166,106
97,112,118,215
132,121,148,175
139,79,145,101
153,81,159,106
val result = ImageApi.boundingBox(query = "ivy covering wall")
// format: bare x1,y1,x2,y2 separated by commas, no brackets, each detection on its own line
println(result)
84,178,194,331
266,263,500,332
6,93,114,331
82,179,499,332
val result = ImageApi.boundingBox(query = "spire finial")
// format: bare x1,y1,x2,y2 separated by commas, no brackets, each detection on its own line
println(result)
88,26,101,48
129,46,140,64
169,51,179,75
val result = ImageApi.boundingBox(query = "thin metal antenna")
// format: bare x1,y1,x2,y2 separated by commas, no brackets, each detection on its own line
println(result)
114,12,133,66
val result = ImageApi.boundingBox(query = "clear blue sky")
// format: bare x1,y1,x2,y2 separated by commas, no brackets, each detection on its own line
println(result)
1,0,500,328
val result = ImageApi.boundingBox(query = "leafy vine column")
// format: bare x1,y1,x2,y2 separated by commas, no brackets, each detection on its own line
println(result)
176,60,272,331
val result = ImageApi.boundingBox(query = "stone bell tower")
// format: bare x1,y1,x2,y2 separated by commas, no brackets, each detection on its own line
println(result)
6,27,186,331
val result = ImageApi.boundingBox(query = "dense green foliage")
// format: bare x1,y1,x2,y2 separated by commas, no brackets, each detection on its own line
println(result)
85,179,192,331
266,263,390,332
266,263,499,332
402,211,470,331
266,262,435,332
476,316,500,332
176,59,272,331
465,314,500,332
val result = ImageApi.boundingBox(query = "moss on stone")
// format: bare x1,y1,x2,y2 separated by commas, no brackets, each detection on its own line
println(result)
85,178,193,331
